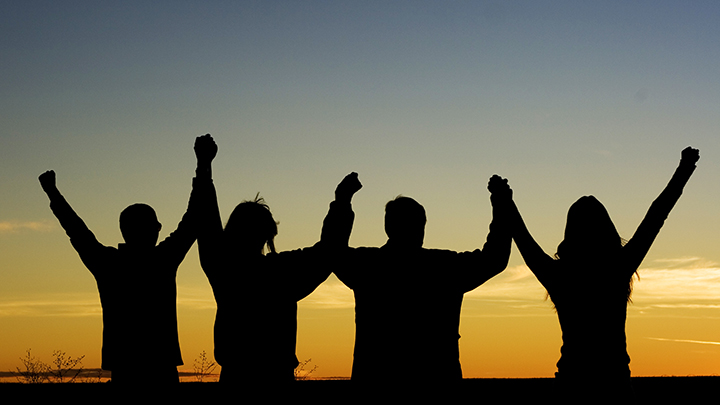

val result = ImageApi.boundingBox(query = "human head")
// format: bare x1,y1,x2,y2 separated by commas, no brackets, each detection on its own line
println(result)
556,196,622,262
224,195,278,254
119,203,162,247
384,196,426,248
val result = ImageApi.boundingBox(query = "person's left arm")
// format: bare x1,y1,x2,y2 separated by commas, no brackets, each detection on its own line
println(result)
622,146,699,273
158,134,217,266
290,172,362,300
456,175,513,291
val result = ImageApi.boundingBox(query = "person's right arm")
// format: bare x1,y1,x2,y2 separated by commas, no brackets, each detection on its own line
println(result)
494,175,556,290
325,172,362,290
193,135,225,282
622,147,699,273
38,170,108,272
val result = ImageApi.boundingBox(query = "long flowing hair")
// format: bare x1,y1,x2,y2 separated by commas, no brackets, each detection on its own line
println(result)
554,196,636,302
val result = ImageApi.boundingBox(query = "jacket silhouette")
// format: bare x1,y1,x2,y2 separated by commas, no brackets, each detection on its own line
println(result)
333,184,512,382
38,142,204,382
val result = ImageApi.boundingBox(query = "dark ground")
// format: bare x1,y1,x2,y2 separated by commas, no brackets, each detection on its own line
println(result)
1,376,717,403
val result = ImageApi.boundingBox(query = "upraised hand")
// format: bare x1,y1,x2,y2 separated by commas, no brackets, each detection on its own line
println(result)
335,172,362,203
194,134,218,164
38,170,57,194
488,174,512,200
680,146,700,165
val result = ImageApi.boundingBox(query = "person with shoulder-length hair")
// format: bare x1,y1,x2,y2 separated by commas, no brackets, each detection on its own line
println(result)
193,135,361,383
492,146,699,400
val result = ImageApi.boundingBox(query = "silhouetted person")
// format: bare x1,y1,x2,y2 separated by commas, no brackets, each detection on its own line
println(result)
38,136,209,383
498,147,699,400
333,178,513,382
194,136,360,383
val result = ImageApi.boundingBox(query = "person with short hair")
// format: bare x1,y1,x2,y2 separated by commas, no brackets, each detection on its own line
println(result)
333,178,513,382
38,135,211,383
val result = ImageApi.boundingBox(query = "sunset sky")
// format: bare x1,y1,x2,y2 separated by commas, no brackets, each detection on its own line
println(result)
1,1,719,378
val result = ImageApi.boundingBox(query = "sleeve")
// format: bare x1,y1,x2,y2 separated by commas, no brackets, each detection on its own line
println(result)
268,249,330,302
156,177,203,268
319,200,355,250
455,192,514,292
322,200,361,290
622,161,697,274
46,190,109,275
194,177,226,284
289,199,357,300
507,199,556,291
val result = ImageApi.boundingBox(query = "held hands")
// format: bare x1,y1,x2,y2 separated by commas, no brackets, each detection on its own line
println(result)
680,146,699,165
488,174,512,200
335,172,362,203
194,134,217,164
38,170,57,194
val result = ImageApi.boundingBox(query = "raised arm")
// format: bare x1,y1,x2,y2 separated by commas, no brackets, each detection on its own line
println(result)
622,146,699,272
38,170,107,271
321,172,362,290
191,134,225,280
496,176,556,289
156,135,218,267
276,172,362,300
321,172,361,248
453,175,514,291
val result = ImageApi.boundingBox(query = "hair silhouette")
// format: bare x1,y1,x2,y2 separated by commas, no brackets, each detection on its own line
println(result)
555,195,634,301
384,196,426,248
119,203,162,247
224,194,278,254
557,196,623,261
502,146,700,400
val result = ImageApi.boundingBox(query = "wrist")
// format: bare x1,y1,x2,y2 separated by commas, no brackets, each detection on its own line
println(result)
335,193,352,204
44,187,60,197
490,192,511,202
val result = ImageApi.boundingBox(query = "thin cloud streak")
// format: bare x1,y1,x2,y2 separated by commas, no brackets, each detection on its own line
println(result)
0,296,100,317
466,265,548,300
0,286,218,317
299,280,355,309
177,285,216,310
0,221,55,234
633,260,720,302
5,259,715,315
646,337,720,346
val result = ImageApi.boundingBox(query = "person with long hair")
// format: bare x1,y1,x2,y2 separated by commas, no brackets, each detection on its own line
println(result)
492,146,699,398
193,135,361,382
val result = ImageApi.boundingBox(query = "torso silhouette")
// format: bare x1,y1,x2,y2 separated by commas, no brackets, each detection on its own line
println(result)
514,160,697,379
334,200,511,381
541,260,634,378
47,191,197,371
196,178,347,381
202,247,331,380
